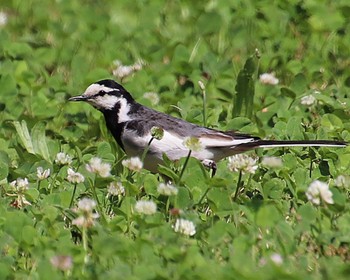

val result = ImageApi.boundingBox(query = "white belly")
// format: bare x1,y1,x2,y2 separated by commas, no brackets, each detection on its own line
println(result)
122,130,215,172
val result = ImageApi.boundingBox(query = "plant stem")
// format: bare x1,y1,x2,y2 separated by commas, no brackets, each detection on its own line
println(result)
165,197,170,219
189,37,201,63
50,170,59,194
197,187,211,205
82,227,89,272
309,158,313,178
125,191,132,237
69,183,77,208
90,179,107,224
141,137,154,162
177,150,192,184
233,171,243,201
254,48,261,80
202,87,207,127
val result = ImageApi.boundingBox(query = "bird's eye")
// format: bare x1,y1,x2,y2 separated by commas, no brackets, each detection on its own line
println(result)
98,90,106,96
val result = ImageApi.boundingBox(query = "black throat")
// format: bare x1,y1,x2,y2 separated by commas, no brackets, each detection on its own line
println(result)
102,101,141,151
102,103,126,150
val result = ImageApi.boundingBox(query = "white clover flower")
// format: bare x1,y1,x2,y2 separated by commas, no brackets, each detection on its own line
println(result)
72,213,99,228
143,92,160,105
0,11,8,27
227,154,258,174
107,182,125,196
306,180,334,205
72,216,87,227
173,218,196,236
8,178,31,208
183,137,203,152
113,59,122,66
77,198,96,212
72,198,99,228
85,157,111,177
112,59,144,80
113,65,134,79
198,80,206,91
132,59,144,71
259,73,279,85
50,255,73,271
122,157,143,172
134,200,157,215
37,167,51,180
67,168,85,184
10,178,29,191
301,95,316,106
157,182,178,196
261,156,283,168
270,253,283,265
55,152,73,165
150,126,164,140
11,194,31,208
17,178,29,191
334,175,350,188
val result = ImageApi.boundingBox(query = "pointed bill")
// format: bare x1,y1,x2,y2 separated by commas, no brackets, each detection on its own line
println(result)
69,95,87,101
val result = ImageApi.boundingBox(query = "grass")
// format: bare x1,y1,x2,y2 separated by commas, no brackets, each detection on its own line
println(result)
0,0,350,279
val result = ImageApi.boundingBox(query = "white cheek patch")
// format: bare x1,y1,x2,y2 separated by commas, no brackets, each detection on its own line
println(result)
92,95,121,110
117,98,131,122
89,95,131,122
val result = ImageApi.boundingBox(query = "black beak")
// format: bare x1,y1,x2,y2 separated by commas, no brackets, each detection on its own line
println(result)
68,95,87,101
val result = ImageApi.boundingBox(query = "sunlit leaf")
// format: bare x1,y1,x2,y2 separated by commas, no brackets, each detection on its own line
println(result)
13,120,35,154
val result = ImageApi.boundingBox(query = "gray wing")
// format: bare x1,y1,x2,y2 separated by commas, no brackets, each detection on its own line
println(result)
127,104,259,146
126,105,205,136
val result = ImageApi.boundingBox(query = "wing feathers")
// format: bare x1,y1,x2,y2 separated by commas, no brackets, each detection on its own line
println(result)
200,134,256,148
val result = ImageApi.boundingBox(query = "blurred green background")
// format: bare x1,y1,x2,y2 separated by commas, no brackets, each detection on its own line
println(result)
0,0,350,279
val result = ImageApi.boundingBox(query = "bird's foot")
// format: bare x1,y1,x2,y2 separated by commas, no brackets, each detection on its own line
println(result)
202,159,217,177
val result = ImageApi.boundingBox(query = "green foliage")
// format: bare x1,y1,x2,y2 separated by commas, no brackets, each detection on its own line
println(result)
13,120,51,162
232,55,258,118
0,0,350,279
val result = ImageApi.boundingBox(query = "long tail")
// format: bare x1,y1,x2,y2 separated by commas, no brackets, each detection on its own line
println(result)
244,139,347,149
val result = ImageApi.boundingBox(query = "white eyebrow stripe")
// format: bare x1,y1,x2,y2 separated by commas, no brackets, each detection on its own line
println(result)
82,83,119,97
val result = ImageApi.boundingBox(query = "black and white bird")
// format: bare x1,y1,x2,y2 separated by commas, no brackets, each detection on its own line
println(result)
69,79,347,174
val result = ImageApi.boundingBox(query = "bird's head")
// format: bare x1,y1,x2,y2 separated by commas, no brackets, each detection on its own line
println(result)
69,79,134,111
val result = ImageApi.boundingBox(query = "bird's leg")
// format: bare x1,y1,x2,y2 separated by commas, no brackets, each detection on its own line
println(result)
202,159,217,177
210,162,217,177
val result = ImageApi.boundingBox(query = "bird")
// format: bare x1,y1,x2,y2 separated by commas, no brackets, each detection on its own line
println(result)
69,79,347,175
